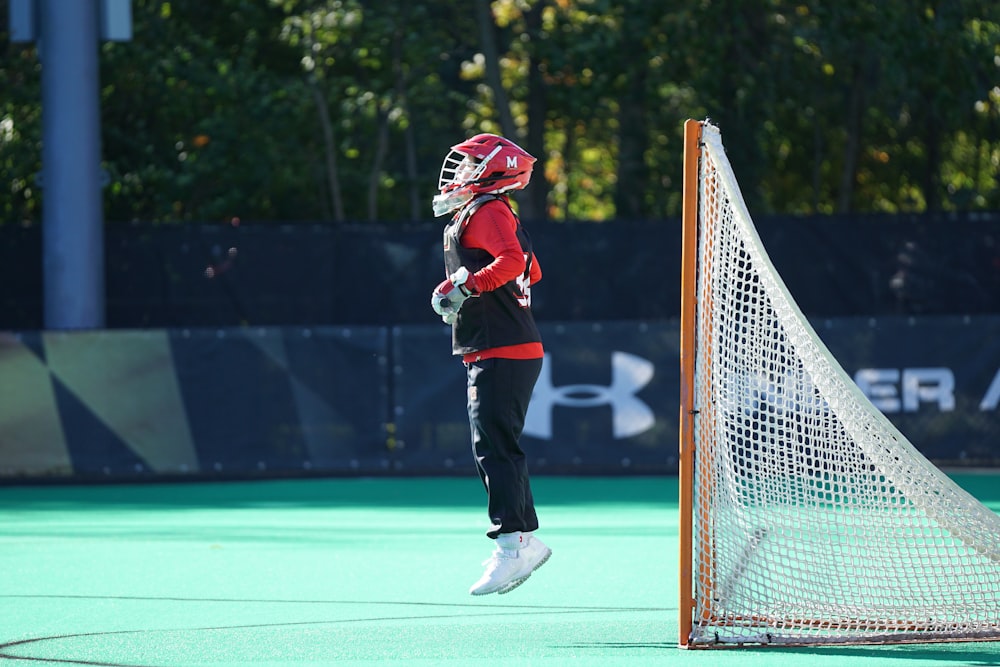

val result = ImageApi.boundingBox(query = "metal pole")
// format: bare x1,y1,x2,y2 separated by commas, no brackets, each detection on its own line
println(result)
39,0,105,329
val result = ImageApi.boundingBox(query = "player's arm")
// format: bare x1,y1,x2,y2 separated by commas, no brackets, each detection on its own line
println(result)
460,201,526,292
528,253,541,285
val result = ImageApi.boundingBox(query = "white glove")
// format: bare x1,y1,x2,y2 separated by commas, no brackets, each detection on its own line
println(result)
431,267,476,323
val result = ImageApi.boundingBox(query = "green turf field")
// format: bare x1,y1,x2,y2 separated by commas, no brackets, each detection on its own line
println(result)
2,475,1000,666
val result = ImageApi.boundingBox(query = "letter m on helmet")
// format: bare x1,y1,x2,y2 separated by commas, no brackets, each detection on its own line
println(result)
506,155,518,168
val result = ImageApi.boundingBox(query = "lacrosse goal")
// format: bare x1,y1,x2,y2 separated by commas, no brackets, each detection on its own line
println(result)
678,119,1000,648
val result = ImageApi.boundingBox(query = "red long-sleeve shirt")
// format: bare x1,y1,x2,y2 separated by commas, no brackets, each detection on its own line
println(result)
462,200,542,290
459,199,543,362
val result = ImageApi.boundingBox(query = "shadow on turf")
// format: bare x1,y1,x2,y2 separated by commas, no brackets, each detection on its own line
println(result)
1,592,668,613
1,594,673,667
757,644,1000,664
8,596,1000,666
564,641,1000,663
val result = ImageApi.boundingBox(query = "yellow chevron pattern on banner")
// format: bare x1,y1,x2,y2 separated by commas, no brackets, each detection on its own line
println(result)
42,330,199,473
0,333,72,475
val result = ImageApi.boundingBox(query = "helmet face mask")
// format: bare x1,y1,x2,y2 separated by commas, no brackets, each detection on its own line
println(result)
432,134,535,217
450,154,486,186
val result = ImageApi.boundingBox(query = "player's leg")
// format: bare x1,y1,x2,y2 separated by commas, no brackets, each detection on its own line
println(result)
467,357,550,595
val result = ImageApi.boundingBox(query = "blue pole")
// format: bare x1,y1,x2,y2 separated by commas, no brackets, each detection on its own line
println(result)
39,0,105,329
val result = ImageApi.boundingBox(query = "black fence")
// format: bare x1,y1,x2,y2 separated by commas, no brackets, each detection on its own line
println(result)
2,211,999,331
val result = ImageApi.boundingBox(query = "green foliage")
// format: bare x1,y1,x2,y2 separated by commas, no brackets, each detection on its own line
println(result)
0,10,42,226
0,0,997,224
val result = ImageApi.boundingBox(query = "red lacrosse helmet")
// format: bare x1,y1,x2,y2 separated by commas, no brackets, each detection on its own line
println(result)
432,133,536,216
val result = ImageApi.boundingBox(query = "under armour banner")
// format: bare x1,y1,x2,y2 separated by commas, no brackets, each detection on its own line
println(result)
393,317,1000,474
392,320,681,474
1,317,998,479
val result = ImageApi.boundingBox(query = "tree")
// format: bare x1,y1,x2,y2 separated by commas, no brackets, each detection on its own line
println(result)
0,0,43,226
1,0,997,225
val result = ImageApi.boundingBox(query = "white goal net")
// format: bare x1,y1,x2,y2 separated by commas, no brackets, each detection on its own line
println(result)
678,120,1000,647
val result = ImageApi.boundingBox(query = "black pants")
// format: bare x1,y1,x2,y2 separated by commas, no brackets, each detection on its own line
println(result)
466,356,543,539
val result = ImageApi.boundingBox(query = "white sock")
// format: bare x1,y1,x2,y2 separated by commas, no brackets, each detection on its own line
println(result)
496,531,525,551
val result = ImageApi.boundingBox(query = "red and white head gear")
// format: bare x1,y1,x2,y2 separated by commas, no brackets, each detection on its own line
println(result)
432,133,536,217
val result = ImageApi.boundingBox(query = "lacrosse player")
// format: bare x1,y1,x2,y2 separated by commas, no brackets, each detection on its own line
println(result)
430,133,551,595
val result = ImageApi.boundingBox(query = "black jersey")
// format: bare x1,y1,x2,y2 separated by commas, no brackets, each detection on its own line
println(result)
443,195,542,356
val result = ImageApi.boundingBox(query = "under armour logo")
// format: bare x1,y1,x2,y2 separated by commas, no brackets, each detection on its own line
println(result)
525,352,655,439
506,156,518,168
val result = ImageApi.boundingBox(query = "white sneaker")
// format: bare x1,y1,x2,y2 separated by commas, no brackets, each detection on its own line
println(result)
469,533,552,596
